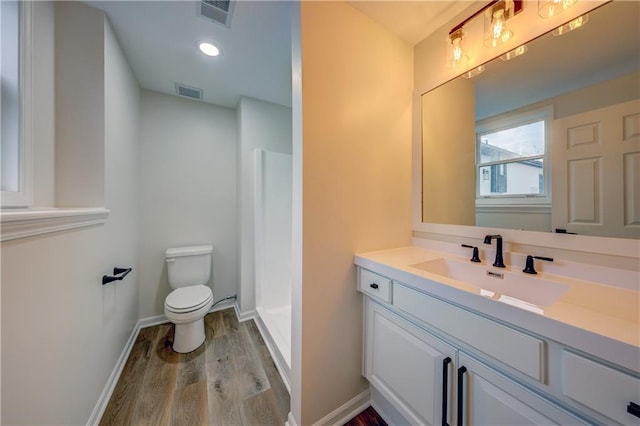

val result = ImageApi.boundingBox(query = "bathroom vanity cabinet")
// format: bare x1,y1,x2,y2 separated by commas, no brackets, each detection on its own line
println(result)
358,266,640,425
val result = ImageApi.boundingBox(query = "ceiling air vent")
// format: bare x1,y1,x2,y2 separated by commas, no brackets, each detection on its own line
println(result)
175,83,203,100
198,0,235,28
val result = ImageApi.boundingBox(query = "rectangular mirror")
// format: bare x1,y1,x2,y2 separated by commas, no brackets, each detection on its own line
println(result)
421,1,639,239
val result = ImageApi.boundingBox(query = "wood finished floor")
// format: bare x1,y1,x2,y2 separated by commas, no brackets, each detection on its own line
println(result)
100,308,290,426
343,407,387,426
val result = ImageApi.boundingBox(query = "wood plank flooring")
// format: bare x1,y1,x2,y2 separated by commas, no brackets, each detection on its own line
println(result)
343,407,387,426
100,308,289,426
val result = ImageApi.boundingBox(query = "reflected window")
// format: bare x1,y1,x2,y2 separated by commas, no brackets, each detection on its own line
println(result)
476,110,549,200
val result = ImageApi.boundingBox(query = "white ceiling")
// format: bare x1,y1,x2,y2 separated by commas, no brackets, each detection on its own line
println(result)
86,1,470,109
87,0,293,108
85,1,639,114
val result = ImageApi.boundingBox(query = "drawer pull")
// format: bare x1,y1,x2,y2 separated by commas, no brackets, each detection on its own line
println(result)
628,401,640,418
370,283,379,289
441,357,452,426
457,366,467,426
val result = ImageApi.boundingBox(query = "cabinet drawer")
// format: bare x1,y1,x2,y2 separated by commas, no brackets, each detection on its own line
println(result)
562,351,640,424
394,282,544,382
359,268,392,303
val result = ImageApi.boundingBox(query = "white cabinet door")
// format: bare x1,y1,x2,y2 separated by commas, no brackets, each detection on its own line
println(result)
365,300,457,426
458,352,583,426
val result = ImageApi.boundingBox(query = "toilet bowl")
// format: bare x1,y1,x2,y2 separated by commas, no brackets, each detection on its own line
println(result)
164,245,214,353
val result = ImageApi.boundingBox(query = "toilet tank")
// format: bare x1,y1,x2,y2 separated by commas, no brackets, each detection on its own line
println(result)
165,245,213,289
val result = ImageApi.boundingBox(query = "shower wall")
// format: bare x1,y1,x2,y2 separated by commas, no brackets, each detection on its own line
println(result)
254,149,292,368
237,97,292,317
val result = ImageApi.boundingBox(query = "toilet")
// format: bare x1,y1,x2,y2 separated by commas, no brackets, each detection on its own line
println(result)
164,245,214,353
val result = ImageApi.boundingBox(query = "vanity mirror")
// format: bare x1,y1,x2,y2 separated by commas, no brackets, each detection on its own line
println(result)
420,1,639,240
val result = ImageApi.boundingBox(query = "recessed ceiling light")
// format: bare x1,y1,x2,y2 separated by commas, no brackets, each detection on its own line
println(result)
198,42,219,57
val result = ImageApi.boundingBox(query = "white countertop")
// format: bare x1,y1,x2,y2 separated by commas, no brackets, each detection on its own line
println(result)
354,245,640,373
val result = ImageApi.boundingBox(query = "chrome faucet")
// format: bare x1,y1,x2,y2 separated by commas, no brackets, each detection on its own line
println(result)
483,234,505,268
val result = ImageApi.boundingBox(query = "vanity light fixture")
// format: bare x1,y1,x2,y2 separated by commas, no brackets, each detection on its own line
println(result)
445,1,523,71
484,0,516,48
538,0,578,18
500,44,528,60
198,41,220,57
447,28,469,69
553,14,589,36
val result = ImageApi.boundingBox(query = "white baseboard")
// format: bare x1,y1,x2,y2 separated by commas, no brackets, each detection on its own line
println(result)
286,411,299,426
311,389,371,426
87,301,283,425
137,314,167,329
234,303,256,322
370,386,407,426
86,320,141,426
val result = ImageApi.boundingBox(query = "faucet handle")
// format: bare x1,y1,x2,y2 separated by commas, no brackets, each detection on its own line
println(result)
483,234,501,244
523,255,554,275
461,244,481,262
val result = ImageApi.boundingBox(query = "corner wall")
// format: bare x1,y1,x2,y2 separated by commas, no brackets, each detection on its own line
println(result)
299,2,413,423
237,96,292,316
137,90,238,318
54,1,105,207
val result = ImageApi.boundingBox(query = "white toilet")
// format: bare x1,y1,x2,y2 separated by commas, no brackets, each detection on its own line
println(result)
164,245,214,353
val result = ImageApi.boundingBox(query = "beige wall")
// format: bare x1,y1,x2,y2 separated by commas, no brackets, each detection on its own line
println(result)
299,2,413,423
422,77,475,225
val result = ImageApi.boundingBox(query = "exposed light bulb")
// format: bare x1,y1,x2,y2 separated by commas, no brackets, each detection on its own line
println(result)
486,6,513,48
539,0,578,18
553,13,589,36
500,44,528,61
452,39,463,62
447,29,468,69
570,15,586,29
462,65,486,79
492,9,505,39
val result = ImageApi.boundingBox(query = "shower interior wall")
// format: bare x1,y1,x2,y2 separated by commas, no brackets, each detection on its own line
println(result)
237,96,293,317
254,149,292,368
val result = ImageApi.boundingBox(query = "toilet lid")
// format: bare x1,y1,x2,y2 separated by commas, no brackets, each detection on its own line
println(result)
165,285,213,313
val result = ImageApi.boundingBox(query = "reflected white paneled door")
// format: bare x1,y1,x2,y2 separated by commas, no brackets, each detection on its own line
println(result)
552,100,640,238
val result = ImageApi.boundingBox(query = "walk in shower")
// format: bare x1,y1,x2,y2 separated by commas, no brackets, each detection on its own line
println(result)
254,149,292,371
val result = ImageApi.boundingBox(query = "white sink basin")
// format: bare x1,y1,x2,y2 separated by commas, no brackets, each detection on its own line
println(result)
410,258,570,310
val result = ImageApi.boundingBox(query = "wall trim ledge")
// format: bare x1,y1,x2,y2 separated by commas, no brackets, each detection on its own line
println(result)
0,208,110,242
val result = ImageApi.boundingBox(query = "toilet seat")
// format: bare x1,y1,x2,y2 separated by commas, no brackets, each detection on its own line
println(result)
165,285,213,314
